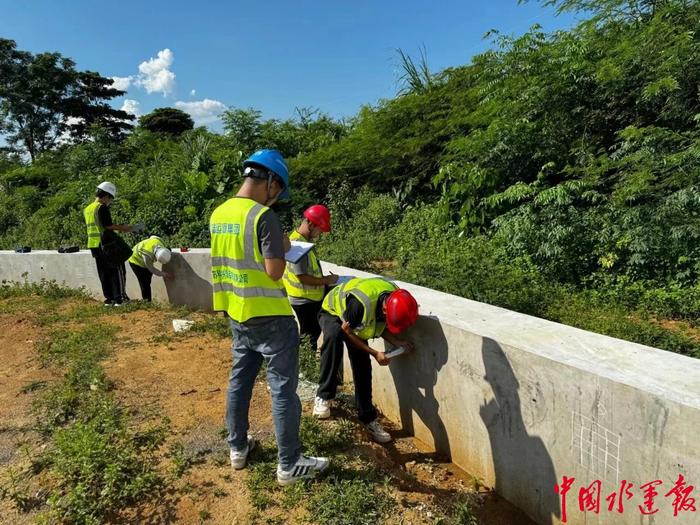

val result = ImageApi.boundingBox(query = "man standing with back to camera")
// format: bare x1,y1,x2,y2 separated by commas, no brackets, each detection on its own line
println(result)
210,149,329,485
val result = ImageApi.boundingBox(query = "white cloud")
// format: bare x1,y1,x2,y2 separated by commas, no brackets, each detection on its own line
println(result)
120,99,141,119
111,76,132,91
175,98,227,125
135,48,176,96
57,117,83,144
190,89,196,97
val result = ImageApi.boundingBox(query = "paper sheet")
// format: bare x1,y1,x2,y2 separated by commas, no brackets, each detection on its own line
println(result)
285,240,314,264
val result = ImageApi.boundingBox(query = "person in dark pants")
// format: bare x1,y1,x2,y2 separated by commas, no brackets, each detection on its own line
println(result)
128,236,174,301
83,182,143,306
283,205,337,348
313,277,419,443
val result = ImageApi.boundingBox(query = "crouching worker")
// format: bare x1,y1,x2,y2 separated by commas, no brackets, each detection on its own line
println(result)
128,235,174,301
283,204,338,347
313,277,418,443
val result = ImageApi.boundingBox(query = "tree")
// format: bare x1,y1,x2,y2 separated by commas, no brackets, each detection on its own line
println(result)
222,107,262,152
138,107,194,135
525,0,674,21
0,39,132,160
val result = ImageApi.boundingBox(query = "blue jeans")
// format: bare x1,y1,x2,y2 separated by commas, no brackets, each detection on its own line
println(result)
226,316,301,470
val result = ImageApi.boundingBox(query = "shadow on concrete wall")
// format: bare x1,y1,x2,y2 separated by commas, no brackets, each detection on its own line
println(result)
388,315,451,461
163,253,212,311
480,337,559,525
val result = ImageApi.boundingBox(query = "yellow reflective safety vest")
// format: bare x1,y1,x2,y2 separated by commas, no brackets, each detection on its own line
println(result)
83,200,103,249
283,230,324,302
210,197,293,322
129,236,166,267
322,277,397,340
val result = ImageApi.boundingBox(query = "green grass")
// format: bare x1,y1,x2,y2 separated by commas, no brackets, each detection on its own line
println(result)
46,400,167,525
309,477,394,525
298,415,354,456
190,313,231,339
0,293,171,524
547,295,700,358
244,416,394,525
0,278,91,301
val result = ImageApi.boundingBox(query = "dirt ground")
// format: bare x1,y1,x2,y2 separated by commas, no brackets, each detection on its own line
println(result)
0,297,533,525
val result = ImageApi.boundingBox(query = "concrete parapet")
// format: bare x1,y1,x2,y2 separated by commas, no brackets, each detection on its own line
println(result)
0,249,213,310
1,250,698,524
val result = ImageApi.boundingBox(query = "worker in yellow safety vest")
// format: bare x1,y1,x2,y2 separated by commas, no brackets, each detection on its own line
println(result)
283,204,338,348
128,236,175,301
313,277,419,444
84,181,143,306
209,149,329,486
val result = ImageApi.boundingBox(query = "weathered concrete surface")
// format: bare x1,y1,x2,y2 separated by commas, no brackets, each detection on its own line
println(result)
324,262,700,525
2,250,699,524
0,249,213,310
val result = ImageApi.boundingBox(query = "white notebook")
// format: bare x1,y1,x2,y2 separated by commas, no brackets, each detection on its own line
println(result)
285,240,314,264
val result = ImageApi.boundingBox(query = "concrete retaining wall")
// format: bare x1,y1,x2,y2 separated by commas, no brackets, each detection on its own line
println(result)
0,249,213,310
1,250,699,524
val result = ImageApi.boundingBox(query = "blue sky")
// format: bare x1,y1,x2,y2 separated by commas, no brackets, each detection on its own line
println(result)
0,1,580,128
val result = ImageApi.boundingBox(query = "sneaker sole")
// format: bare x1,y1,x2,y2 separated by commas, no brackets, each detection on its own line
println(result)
276,461,329,486
313,409,331,419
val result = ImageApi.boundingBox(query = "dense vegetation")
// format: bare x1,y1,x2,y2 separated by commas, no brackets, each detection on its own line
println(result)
1,0,699,355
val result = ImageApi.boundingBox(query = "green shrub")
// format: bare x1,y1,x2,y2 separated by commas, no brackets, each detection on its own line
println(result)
0,279,90,301
45,399,166,525
546,294,700,358
396,230,558,317
316,185,402,270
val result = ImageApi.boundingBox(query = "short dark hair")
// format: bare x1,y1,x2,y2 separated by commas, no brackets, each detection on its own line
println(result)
96,189,113,199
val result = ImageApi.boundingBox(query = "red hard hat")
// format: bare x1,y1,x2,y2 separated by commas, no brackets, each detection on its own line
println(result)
385,289,419,334
303,204,331,232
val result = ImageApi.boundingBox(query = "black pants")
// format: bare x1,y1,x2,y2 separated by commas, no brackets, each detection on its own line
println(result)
93,251,127,303
316,311,377,424
292,301,322,347
129,263,153,301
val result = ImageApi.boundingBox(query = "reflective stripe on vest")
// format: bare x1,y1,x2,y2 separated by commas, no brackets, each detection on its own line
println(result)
322,277,397,340
83,201,103,249
210,198,293,322
128,236,165,267
283,230,324,302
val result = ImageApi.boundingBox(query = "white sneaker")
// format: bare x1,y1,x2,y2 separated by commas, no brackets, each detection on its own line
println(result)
277,455,329,486
366,420,392,443
313,396,331,419
230,436,256,470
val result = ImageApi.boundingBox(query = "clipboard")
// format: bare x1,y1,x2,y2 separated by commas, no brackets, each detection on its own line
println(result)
285,240,315,264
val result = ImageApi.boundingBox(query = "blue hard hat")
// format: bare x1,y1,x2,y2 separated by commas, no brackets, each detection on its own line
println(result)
243,149,290,201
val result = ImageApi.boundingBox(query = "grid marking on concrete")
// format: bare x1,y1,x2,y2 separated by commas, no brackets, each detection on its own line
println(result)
571,412,621,484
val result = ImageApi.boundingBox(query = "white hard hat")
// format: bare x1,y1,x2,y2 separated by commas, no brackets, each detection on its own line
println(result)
97,181,117,198
154,246,172,265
